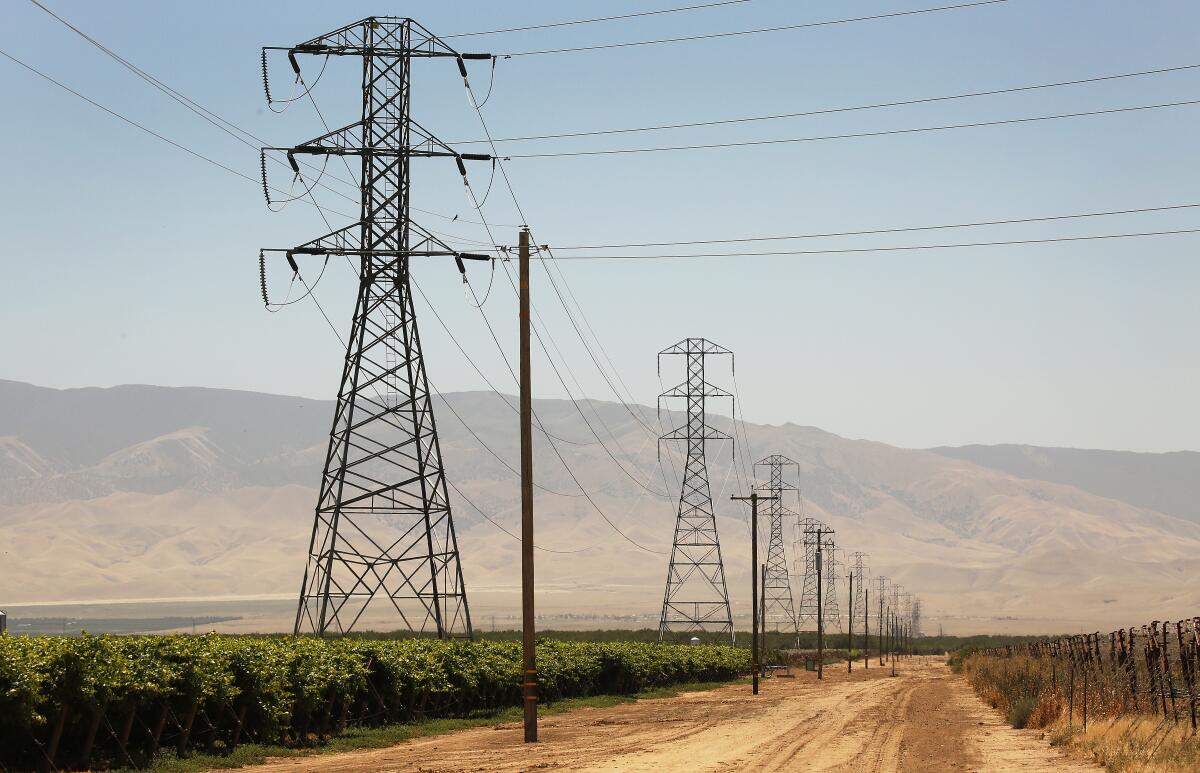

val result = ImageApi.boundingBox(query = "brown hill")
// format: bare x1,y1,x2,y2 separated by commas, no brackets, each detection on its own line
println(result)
1,380,1196,634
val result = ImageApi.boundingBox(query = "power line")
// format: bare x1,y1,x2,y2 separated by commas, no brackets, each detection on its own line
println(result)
437,92,672,551
502,0,1007,57
445,0,751,38
446,478,590,554
410,277,594,448
538,228,1200,260
538,202,1200,250
456,63,1200,145
22,1,515,231
505,99,1200,157
0,47,261,188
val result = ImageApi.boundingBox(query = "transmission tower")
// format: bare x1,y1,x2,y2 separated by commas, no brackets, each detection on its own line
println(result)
911,597,923,638
657,338,736,642
823,545,842,632
261,18,493,637
794,516,832,630
850,552,868,631
754,455,800,644
796,518,834,631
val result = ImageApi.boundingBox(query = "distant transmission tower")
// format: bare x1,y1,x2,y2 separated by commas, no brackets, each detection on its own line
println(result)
794,516,819,630
754,455,800,645
850,551,868,631
261,18,493,637
797,518,835,631
823,545,842,632
657,338,735,642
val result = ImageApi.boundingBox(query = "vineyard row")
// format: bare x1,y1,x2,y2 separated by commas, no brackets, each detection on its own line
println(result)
0,634,749,771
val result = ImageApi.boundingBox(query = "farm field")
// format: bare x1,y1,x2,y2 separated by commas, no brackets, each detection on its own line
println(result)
233,659,1097,773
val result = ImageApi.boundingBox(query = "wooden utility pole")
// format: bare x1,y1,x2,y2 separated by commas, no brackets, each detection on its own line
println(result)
816,541,824,680
519,228,537,743
890,608,897,677
733,492,776,695
878,588,885,666
847,569,854,673
864,586,870,669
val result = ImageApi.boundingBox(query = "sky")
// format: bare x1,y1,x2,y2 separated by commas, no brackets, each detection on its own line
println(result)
0,0,1197,453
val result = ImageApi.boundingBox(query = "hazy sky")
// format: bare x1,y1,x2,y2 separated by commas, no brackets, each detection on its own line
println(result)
1,0,1197,452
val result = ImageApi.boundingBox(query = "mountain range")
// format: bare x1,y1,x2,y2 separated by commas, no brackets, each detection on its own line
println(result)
1,378,1196,635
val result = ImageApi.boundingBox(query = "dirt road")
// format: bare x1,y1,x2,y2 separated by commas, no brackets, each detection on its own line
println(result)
243,658,1097,772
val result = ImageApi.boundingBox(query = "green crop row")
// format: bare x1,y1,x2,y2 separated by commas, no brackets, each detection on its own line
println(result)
0,634,748,770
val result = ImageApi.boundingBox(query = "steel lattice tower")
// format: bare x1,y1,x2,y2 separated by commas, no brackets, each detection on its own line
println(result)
850,552,869,630
262,18,492,637
754,455,800,643
657,338,736,642
823,545,842,632
794,516,829,630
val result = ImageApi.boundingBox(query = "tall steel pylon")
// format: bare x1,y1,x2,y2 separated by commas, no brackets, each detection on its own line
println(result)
657,338,736,642
823,545,842,632
261,18,493,637
794,515,831,630
754,455,800,645
850,552,869,631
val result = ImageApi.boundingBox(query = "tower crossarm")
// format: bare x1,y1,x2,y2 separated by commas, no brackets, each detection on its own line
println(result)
267,118,489,162
271,17,487,60
658,424,733,444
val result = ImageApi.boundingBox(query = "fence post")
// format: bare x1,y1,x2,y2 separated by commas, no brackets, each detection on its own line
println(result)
79,703,105,767
1082,658,1089,731
1176,620,1197,733
1143,626,1160,716
1068,655,1075,728
1162,621,1179,722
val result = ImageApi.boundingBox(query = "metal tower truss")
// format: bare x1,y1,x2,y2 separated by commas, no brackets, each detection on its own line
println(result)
823,545,842,632
794,517,835,631
260,18,494,637
754,455,800,643
657,338,736,642
850,551,869,630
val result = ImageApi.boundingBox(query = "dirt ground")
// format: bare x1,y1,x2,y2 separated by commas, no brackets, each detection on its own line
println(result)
239,658,1098,772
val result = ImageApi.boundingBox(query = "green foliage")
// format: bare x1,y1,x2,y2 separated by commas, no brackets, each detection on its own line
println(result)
1008,696,1038,728
0,633,748,770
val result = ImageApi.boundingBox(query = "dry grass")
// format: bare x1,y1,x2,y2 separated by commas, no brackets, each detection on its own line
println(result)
1052,715,1200,772
960,653,1200,771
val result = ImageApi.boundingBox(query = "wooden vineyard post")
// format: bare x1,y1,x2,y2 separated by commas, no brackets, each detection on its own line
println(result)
44,704,69,773
1162,622,1178,722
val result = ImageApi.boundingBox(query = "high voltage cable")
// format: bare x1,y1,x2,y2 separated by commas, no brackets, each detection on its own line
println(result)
22,0,514,231
446,93,675,548
502,0,1007,56
0,47,265,190
536,202,1200,250
410,278,595,448
459,73,684,498
505,99,1200,157
445,0,752,38
538,229,1200,260
456,63,1200,145
461,75,674,448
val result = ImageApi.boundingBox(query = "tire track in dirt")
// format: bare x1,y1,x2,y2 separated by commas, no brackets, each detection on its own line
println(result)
228,659,1100,773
